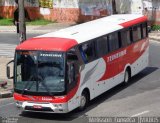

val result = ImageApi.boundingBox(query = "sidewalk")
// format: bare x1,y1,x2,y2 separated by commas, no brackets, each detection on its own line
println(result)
0,22,76,33
149,31,160,41
0,23,160,99
0,57,13,98
0,23,160,41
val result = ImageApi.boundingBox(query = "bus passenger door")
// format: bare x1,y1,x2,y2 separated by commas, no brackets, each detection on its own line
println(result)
66,47,80,111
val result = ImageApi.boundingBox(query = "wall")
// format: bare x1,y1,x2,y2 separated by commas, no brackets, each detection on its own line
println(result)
150,0,160,25
116,0,143,14
116,0,160,25
2,0,159,24
0,0,112,23
79,0,112,22
0,0,16,18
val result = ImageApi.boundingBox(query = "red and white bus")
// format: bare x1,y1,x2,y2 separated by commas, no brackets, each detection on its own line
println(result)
7,14,149,113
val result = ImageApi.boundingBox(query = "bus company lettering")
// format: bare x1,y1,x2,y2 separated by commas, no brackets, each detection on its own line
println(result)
107,50,127,62
41,97,53,101
40,53,62,57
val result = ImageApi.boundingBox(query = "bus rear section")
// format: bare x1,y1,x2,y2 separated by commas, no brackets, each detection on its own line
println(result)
7,14,149,113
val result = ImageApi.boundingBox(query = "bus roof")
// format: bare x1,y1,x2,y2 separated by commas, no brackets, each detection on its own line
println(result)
37,14,147,43
16,37,78,51
16,14,147,51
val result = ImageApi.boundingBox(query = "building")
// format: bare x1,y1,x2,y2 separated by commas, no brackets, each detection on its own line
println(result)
1,0,160,24
116,0,160,25
0,0,113,23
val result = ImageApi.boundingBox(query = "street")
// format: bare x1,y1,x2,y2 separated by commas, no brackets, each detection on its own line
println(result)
0,33,160,123
0,33,43,57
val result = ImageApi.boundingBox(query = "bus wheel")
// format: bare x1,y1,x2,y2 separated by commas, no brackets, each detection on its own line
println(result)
79,91,89,111
123,69,130,84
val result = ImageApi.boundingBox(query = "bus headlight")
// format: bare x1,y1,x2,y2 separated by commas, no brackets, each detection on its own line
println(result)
16,101,23,108
53,104,62,109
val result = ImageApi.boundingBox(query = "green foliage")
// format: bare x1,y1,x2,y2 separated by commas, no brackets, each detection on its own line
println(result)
0,18,55,26
151,25,160,31
26,19,55,25
0,18,13,26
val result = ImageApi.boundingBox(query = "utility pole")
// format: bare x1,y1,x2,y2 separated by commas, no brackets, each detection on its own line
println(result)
18,0,26,43
112,0,117,14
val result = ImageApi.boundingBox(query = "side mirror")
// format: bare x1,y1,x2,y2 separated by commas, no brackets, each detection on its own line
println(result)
6,60,14,79
67,63,75,84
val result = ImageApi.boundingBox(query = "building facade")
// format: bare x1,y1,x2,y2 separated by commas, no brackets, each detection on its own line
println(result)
1,0,160,24
0,0,112,23
116,0,160,25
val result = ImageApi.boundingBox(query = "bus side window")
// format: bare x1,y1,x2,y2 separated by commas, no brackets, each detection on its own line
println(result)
142,22,148,38
132,25,142,42
95,36,108,57
120,29,131,47
108,32,119,52
79,42,95,63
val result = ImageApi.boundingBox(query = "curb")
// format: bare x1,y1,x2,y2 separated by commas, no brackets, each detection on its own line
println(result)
0,90,13,98
149,37,160,42
0,30,54,33
0,81,7,87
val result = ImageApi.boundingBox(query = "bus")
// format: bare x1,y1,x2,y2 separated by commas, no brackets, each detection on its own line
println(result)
7,14,149,113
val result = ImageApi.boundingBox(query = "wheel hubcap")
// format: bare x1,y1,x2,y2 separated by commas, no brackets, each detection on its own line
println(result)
80,95,86,107
125,71,129,83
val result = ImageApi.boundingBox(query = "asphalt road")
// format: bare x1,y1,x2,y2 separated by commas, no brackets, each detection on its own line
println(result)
0,33,44,57
0,33,160,123
0,32,43,44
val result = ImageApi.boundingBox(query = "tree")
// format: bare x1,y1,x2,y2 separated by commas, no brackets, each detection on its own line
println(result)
18,0,26,43
112,0,117,14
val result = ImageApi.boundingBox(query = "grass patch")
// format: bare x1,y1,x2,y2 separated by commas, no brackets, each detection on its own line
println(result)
26,19,55,25
151,25,160,31
0,18,55,26
0,18,13,26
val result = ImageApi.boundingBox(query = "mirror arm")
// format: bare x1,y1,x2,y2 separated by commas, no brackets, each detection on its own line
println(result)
6,60,14,79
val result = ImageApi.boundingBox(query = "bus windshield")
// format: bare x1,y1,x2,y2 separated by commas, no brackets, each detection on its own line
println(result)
15,51,65,95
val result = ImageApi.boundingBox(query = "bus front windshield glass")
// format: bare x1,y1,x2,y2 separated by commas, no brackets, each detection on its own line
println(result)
15,51,65,94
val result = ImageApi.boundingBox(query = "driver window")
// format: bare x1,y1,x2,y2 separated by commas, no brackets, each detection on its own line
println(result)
67,47,79,91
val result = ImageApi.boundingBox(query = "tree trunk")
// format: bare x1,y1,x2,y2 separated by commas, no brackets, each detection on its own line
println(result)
18,0,26,43
112,0,117,14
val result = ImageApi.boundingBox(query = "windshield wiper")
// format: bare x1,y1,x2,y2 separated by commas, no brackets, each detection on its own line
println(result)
21,81,35,95
21,74,38,95
21,80,54,96
39,80,54,96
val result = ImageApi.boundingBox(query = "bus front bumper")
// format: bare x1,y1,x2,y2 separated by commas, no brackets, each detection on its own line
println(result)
16,101,69,113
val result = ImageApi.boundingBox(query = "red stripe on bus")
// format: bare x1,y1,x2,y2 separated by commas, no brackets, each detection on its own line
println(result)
120,16,148,28
98,39,149,82
16,37,78,52
14,75,81,103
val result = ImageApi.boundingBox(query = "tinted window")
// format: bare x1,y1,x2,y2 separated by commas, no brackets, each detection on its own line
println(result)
95,36,109,57
79,42,95,63
132,25,142,42
142,22,148,38
121,29,131,47
67,47,79,91
108,32,119,52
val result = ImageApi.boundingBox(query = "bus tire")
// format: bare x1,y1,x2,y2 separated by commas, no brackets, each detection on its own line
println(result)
123,68,131,85
78,91,89,111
